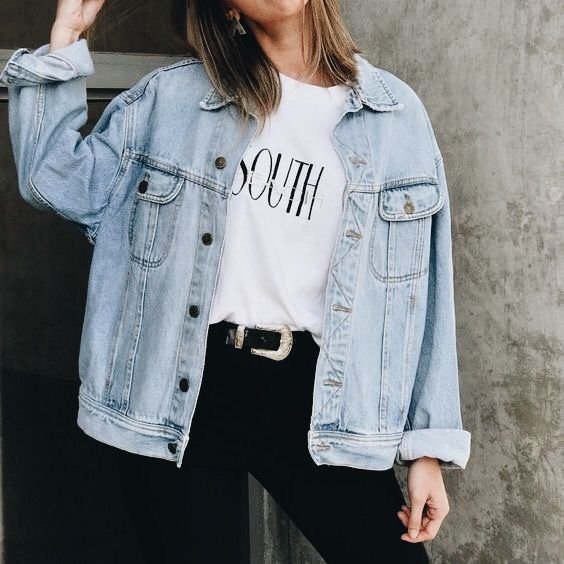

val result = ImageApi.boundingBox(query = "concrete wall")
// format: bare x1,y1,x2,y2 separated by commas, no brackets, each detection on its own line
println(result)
205,3,564,562
339,1,563,562
258,1,563,562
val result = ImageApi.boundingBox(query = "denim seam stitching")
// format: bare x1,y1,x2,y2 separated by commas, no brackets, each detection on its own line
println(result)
44,52,79,75
89,96,132,243
79,390,183,438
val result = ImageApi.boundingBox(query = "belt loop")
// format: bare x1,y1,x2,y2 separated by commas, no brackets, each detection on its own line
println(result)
234,324,245,349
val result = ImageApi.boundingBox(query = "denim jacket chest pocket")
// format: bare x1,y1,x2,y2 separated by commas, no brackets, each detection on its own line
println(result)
128,168,186,268
370,178,445,283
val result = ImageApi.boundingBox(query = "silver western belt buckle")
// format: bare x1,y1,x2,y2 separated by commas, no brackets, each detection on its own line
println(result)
234,323,293,361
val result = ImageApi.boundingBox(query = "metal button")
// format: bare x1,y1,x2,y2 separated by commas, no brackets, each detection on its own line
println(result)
403,199,415,214
138,179,148,193
345,229,362,239
348,155,367,165
179,378,189,392
189,305,200,318
214,156,226,169
202,232,213,245
167,442,177,454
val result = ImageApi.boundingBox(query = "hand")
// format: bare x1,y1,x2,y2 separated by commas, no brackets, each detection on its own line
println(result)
53,0,107,35
396,456,449,542
50,0,106,50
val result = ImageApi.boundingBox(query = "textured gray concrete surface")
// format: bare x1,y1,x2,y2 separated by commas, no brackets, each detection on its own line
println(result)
339,2,564,563
262,1,564,562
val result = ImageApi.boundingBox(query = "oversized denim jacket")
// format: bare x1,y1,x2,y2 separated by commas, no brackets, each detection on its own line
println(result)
0,39,471,470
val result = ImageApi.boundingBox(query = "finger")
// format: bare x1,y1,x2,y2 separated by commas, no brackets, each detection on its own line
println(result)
402,503,432,517
396,509,408,527
407,498,426,539
422,515,443,539
400,506,432,528
401,514,444,543
401,529,434,543
400,509,431,529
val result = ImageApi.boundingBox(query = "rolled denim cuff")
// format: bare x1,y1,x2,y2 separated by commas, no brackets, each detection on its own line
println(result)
0,38,94,86
395,428,471,470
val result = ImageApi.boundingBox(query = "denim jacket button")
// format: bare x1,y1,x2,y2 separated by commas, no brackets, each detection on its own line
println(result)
403,199,415,214
214,156,226,169
189,305,200,317
202,232,213,245
167,442,177,454
179,377,189,392
138,179,148,193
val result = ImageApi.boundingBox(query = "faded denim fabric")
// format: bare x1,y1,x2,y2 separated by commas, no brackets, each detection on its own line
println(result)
0,39,471,470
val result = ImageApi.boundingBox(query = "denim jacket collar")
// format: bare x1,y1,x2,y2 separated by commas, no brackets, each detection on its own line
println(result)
199,53,404,113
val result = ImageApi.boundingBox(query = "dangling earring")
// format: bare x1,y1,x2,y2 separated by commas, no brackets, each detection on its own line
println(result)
225,8,246,37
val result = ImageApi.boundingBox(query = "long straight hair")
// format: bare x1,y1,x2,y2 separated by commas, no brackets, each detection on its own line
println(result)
83,1,364,134
184,0,363,134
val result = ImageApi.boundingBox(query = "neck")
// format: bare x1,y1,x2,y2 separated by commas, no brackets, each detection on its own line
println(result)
243,10,330,87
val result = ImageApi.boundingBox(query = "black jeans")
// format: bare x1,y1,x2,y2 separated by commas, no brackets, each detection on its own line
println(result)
112,320,430,563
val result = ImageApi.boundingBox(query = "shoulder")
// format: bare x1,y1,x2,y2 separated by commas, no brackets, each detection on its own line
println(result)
355,53,426,109
357,55,441,160
119,55,208,105
367,60,427,113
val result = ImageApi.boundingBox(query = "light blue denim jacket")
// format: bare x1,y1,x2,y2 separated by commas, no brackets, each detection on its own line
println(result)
0,39,471,470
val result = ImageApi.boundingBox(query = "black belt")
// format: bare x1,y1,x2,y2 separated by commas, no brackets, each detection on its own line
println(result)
223,321,295,361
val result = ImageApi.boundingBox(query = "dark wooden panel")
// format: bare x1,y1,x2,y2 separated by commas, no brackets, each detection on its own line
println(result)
0,104,102,380
0,0,187,54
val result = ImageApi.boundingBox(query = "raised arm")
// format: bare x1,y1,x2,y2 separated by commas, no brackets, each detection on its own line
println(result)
0,0,130,243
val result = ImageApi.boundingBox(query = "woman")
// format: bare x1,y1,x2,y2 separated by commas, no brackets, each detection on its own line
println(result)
1,0,471,562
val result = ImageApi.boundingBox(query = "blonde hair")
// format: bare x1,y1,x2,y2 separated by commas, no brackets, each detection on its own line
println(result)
185,0,363,134
84,1,363,135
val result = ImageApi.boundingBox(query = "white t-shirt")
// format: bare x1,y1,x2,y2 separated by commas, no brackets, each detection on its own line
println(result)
209,71,350,347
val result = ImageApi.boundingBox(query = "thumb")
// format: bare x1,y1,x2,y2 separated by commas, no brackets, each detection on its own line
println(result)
407,498,426,539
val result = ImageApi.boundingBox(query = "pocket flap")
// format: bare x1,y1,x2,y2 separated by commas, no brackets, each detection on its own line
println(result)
379,180,445,221
136,170,185,204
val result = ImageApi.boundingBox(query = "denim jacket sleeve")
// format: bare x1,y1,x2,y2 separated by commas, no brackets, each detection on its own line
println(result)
0,38,128,244
394,102,472,470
